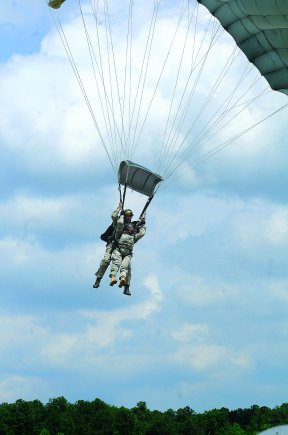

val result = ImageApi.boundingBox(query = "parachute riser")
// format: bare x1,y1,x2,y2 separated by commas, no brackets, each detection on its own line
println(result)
139,195,154,219
118,182,128,210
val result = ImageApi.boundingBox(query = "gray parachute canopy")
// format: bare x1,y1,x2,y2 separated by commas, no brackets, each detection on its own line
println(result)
197,0,288,95
118,161,163,197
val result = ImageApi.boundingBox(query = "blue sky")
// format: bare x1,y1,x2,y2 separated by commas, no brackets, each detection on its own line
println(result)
1,0,288,413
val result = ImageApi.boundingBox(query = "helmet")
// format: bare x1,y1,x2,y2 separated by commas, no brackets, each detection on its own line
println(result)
124,209,133,217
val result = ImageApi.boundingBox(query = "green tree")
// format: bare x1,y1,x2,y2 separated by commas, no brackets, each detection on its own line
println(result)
45,397,75,434
217,422,246,435
115,406,136,435
202,407,230,434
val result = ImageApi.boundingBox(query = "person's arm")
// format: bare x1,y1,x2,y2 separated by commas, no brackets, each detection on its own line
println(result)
134,215,146,242
111,202,123,223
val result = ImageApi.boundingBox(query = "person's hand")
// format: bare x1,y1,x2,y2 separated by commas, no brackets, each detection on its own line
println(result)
139,214,146,225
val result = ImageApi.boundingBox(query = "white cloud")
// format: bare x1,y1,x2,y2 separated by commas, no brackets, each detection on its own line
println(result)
0,375,49,403
174,344,228,371
174,344,252,372
1,0,288,411
78,273,163,348
172,323,209,342
0,314,47,351
0,273,163,371
267,209,288,244
2,0,286,183
230,202,288,248
175,274,237,306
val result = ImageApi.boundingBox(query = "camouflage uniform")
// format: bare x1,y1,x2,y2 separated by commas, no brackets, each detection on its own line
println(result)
94,208,132,286
110,215,146,279
95,208,120,279
96,243,132,284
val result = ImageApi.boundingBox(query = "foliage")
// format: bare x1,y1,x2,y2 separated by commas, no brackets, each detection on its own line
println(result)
0,398,287,434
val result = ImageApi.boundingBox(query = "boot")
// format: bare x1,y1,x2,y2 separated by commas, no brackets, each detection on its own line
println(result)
118,276,126,288
93,276,101,288
123,285,131,296
110,275,117,286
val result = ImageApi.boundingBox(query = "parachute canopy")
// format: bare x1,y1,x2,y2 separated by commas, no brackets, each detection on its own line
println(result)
118,161,163,197
48,0,66,9
197,0,288,95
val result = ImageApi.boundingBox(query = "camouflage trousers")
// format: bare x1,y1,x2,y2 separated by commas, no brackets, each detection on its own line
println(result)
96,244,131,284
110,248,132,280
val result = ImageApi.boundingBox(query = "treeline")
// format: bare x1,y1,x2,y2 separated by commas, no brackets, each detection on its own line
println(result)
0,397,288,435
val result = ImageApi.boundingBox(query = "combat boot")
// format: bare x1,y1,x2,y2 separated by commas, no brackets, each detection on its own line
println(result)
118,276,126,288
93,276,101,288
123,285,131,296
110,275,117,286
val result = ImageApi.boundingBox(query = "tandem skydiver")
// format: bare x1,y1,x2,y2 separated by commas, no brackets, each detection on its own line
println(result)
93,205,146,296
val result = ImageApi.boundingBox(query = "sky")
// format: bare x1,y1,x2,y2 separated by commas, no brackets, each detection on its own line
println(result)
1,0,288,413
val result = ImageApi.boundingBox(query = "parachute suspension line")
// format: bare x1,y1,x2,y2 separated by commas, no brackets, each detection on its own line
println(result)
102,0,128,160
102,0,123,163
103,0,117,157
164,83,280,183
122,0,134,157
127,0,162,159
129,0,192,159
157,0,200,175
161,42,240,179
81,0,127,166
90,0,124,166
161,3,274,182
158,14,224,178
130,0,190,159
48,5,117,174
160,0,288,182
157,0,197,173
90,0,120,165
163,68,260,181
192,66,266,149
160,100,288,191
190,0,200,74
164,60,270,181
81,0,118,166
157,10,220,176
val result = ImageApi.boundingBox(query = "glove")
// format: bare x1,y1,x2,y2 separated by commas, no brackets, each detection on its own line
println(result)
139,216,146,226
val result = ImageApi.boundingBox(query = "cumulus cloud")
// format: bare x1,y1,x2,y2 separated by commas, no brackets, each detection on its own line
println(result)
229,201,288,249
0,273,163,378
2,0,286,190
1,0,288,412
171,273,238,307
0,375,50,403
174,344,253,372
172,323,209,343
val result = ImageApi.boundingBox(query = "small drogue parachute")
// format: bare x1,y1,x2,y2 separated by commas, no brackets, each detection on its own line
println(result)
48,0,66,9
198,0,288,95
